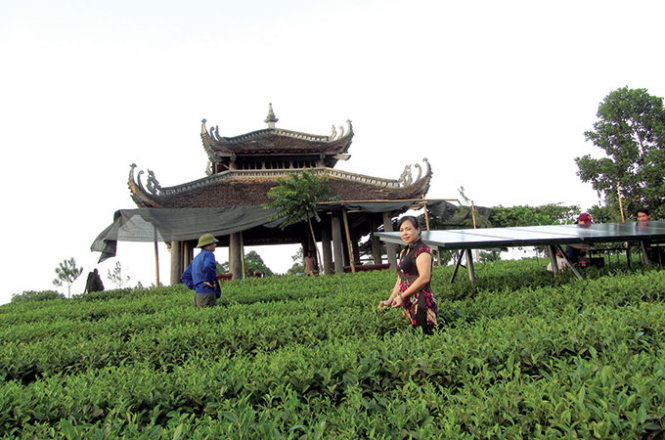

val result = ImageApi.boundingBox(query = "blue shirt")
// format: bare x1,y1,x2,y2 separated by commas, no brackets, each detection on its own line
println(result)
181,249,221,296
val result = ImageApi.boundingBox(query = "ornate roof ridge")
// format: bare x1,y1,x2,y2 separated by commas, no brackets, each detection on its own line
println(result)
128,159,431,200
201,119,354,145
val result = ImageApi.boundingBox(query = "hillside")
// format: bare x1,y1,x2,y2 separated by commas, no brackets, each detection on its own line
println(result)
1,259,664,439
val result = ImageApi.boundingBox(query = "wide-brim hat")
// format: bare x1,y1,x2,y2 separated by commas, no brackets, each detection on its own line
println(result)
197,233,218,248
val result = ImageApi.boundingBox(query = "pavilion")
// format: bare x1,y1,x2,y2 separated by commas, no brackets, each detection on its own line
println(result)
93,105,444,283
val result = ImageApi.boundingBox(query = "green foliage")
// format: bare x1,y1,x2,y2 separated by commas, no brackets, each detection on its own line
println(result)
11,290,65,303
1,261,664,438
478,250,501,263
107,261,130,289
52,257,83,297
588,203,623,224
425,203,578,234
286,248,306,275
576,87,665,219
264,169,333,271
220,251,274,276
263,169,332,229
488,204,580,228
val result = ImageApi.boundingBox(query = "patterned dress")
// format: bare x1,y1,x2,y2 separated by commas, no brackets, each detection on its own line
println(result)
398,240,438,328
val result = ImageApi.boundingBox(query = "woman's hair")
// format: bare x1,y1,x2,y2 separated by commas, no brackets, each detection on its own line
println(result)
397,215,421,230
636,207,650,216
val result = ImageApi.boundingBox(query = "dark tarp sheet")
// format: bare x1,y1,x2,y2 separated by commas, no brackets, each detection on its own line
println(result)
426,201,492,225
91,206,284,262
91,200,460,262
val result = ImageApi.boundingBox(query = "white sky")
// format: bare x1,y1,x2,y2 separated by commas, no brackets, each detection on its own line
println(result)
1,0,664,304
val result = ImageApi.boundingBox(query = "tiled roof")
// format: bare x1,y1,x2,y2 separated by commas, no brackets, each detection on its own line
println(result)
201,119,354,162
128,161,432,208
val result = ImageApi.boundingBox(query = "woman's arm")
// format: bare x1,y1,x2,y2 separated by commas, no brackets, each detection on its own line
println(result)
379,276,402,310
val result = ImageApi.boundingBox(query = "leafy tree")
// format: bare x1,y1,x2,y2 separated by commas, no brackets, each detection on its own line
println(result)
479,250,501,263
587,204,616,224
244,250,274,276
11,290,65,303
286,248,305,275
263,169,332,271
107,261,130,289
488,204,579,228
219,251,274,276
576,87,665,220
52,258,83,297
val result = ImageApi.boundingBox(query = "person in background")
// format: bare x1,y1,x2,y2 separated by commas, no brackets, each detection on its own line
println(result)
635,207,663,265
636,207,651,223
565,212,593,266
84,268,104,293
546,247,570,272
378,216,438,335
181,233,221,307
303,250,318,276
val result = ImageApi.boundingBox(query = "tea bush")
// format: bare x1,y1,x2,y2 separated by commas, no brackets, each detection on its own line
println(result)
0,259,663,439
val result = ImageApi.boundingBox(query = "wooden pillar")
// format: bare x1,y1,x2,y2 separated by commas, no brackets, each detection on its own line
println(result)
342,209,356,272
383,212,397,269
170,240,182,285
331,214,344,273
229,232,243,279
153,227,160,287
321,221,333,275
352,237,361,268
370,218,382,264
183,241,194,268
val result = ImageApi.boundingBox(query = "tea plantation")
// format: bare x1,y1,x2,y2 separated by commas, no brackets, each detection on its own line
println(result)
1,259,663,439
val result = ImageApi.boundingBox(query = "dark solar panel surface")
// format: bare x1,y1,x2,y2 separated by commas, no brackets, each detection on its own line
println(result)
376,221,665,250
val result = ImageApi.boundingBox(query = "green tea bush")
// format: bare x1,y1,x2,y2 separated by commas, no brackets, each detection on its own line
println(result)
0,259,663,439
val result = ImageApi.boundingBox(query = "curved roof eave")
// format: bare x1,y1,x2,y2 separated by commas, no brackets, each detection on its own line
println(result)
126,160,432,208
200,119,354,158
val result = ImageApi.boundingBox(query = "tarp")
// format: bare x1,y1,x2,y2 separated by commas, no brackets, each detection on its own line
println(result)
90,200,463,262
426,201,492,225
91,206,284,262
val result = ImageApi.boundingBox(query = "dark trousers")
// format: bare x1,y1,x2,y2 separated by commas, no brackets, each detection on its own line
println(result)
194,293,217,308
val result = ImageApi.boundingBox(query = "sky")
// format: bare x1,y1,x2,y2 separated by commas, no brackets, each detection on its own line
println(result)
1,0,664,304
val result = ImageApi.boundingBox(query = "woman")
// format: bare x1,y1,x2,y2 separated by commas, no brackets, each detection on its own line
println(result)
564,212,593,265
379,216,438,334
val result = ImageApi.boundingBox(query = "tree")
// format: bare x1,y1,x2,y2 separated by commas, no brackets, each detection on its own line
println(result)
488,204,579,228
286,248,305,275
219,251,274,276
576,87,665,220
263,169,333,272
12,290,65,303
107,261,130,289
52,258,83,297
244,250,274,276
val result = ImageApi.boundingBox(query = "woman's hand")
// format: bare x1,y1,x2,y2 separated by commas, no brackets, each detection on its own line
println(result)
378,299,392,311
391,294,404,308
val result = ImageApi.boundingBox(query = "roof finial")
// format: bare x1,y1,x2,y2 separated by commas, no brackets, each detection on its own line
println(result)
264,103,278,128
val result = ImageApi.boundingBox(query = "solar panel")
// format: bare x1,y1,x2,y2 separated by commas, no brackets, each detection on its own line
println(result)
376,220,665,283
376,220,665,250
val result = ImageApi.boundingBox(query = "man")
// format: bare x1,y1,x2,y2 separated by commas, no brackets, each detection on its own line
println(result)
181,233,221,307
635,208,663,265
636,207,651,223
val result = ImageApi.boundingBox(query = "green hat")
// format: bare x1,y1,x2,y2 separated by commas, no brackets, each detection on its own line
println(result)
197,233,218,248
